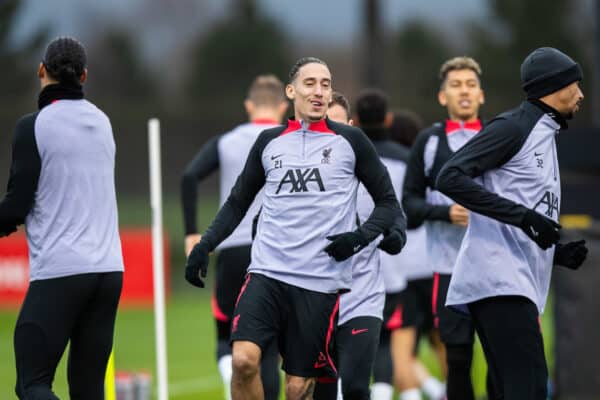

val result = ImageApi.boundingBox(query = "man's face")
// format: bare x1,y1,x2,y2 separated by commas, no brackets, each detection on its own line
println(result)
326,104,351,125
438,69,484,122
286,63,332,122
555,81,584,119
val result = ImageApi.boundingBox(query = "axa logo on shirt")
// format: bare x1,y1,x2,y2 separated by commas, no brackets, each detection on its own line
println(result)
275,168,326,194
534,191,559,218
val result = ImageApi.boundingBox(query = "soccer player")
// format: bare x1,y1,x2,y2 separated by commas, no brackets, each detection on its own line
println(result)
185,57,401,400
0,37,124,400
312,91,406,400
402,56,485,400
436,47,588,399
373,110,447,400
181,75,288,400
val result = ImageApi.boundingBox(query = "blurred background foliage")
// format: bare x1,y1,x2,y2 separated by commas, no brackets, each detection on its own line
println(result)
0,0,597,196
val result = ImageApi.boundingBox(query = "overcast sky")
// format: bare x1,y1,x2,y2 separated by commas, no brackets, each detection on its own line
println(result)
10,0,488,60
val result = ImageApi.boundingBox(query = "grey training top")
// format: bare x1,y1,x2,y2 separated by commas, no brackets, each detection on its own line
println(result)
403,120,482,274
339,139,409,324
0,85,123,281
200,118,401,294
437,100,563,313
181,121,278,249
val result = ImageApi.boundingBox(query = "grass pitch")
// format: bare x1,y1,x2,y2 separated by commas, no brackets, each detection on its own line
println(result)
0,196,555,398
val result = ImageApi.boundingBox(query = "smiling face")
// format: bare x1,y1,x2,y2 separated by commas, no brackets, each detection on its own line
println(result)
286,62,332,122
438,68,484,122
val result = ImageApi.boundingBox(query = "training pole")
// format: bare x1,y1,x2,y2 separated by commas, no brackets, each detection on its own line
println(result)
148,118,169,400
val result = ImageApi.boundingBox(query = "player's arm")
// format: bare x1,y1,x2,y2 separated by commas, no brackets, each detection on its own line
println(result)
402,131,451,229
353,131,401,241
435,119,528,225
185,130,274,287
436,118,560,249
180,135,220,254
0,113,41,237
325,127,402,260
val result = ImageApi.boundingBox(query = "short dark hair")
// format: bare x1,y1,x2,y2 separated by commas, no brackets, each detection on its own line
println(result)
388,110,424,148
288,57,328,83
42,37,87,86
354,88,388,127
329,91,351,117
247,75,285,106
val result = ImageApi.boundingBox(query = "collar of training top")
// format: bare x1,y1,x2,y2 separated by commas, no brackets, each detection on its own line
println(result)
280,118,336,135
251,119,279,125
38,83,84,110
445,119,482,134
527,99,568,129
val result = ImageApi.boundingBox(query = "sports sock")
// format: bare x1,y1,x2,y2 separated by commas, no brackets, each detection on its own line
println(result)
399,388,422,400
421,376,446,400
218,354,233,400
371,382,393,400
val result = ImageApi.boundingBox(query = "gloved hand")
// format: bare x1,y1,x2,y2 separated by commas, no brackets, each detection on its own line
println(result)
324,231,368,262
378,229,406,255
519,209,561,250
554,240,588,270
185,241,210,288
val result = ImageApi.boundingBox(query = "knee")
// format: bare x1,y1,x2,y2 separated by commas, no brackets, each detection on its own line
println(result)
285,377,315,400
232,347,260,379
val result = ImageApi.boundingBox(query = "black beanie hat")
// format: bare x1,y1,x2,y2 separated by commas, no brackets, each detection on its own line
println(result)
521,47,582,99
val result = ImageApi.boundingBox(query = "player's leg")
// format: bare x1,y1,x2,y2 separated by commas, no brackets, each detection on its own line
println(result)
389,285,422,399
260,339,281,400
215,246,270,399
67,272,122,400
469,296,547,400
434,273,475,400
14,275,91,400
232,341,264,400
282,285,339,400
413,278,446,399
337,316,382,400
230,273,281,400
371,293,398,400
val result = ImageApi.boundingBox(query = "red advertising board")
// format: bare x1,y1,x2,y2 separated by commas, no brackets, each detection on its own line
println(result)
0,229,170,309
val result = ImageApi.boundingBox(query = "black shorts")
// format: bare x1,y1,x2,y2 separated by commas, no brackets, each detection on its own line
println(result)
231,273,339,378
403,278,435,333
212,246,251,340
432,273,474,345
382,290,416,331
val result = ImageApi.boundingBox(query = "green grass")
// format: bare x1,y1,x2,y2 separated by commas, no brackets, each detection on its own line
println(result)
0,196,556,398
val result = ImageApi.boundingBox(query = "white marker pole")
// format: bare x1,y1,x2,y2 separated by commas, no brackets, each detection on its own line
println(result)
148,118,169,400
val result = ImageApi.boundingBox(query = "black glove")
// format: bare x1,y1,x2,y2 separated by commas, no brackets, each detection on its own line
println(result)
185,241,210,288
554,240,588,270
378,229,406,255
324,231,368,262
519,209,561,250
0,225,17,238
